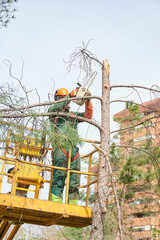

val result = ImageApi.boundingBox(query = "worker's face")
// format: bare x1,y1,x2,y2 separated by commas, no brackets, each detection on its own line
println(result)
55,95,65,101
58,95,65,99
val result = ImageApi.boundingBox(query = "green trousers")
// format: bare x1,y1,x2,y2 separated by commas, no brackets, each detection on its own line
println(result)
51,147,80,202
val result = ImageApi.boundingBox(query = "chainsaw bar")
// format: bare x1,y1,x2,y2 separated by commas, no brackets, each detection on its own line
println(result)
75,71,97,106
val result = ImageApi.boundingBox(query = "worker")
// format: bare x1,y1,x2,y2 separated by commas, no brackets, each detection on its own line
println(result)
48,88,93,204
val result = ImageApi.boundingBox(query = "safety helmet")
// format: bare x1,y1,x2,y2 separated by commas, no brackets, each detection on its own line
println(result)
54,88,69,100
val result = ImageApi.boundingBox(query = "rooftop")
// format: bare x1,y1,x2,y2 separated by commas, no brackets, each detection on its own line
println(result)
114,98,160,119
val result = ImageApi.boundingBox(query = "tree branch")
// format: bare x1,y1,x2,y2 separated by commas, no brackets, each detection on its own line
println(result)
0,95,102,112
113,145,160,165
0,111,102,131
111,85,160,94
111,113,160,134
110,99,160,113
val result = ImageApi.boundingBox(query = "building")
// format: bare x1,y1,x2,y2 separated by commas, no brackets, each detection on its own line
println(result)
113,98,160,240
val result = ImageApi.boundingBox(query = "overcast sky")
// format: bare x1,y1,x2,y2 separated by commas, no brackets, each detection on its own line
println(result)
0,0,160,138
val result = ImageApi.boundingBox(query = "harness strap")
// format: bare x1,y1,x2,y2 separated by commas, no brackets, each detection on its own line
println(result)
61,148,79,162
54,116,79,162
54,117,59,127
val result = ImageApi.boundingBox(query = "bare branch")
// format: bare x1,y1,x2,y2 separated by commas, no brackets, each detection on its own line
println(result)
65,41,102,84
2,58,42,105
2,58,31,104
110,99,160,113
0,111,102,131
0,95,102,112
111,113,160,134
112,144,160,165
111,85,160,94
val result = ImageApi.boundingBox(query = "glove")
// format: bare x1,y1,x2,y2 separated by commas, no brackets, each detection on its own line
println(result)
85,90,91,96
70,89,79,97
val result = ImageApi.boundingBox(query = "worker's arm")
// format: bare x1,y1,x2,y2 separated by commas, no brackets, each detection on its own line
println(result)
74,100,93,119
48,95,70,113
70,89,93,120
84,100,93,119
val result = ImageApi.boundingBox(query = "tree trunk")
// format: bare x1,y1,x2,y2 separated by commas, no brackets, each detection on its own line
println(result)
90,60,110,240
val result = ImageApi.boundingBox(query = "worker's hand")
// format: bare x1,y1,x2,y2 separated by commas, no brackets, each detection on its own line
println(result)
85,90,91,96
70,89,79,97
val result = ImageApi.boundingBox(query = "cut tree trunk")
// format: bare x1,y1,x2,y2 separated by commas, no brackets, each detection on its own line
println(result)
90,60,110,240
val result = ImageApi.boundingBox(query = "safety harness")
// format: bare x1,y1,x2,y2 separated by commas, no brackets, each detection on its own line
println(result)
61,147,79,162
54,116,79,162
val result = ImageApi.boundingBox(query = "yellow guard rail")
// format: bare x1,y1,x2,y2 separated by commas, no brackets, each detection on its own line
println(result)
0,127,99,239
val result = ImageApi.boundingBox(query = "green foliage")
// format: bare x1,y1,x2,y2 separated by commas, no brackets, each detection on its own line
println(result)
0,84,25,109
126,101,139,114
115,101,143,125
144,168,155,183
112,98,160,198
119,157,141,184
0,0,17,28
152,227,160,238
48,121,83,150
110,143,122,165
57,226,90,240
125,189,134,200
104,208,118,240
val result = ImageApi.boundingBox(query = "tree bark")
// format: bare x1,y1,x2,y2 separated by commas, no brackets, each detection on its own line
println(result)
90,60,110,240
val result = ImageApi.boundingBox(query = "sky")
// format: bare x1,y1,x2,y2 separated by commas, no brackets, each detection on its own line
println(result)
0,0,160,138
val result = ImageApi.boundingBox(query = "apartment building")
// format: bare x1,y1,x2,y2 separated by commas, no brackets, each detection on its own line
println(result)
113,98,160,240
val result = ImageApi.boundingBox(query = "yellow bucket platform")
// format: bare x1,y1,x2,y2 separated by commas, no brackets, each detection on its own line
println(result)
0,194,92,228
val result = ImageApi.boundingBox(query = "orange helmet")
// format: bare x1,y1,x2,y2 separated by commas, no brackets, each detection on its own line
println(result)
54,88,69,100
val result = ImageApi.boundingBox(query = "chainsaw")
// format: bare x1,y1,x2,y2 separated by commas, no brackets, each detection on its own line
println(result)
75,71,97,106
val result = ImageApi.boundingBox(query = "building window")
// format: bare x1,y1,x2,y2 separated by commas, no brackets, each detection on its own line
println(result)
132,225,151,232
144,122,155,128
134,135,155,143
144,111,154,116
135,125,143,130
129,212,156,219
137,238,152,240
128,198,153,207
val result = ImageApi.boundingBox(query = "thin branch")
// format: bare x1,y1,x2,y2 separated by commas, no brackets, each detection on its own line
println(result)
111,113,160,134
65,41,102,80
0,95,102,112
80,48,103,67
122,228,134,240
2,58,42,105
113,145,160,165
111,85,160,94
110,99,160,113
3,58,30,104
0,111,102,131
132,87,143,103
